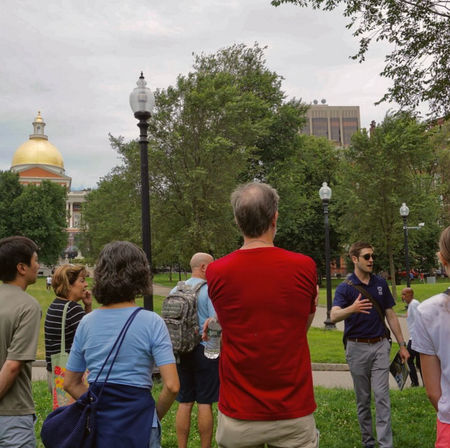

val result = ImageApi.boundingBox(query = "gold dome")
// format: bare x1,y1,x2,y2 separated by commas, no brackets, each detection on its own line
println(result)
12,138,64,169
11,112,64,169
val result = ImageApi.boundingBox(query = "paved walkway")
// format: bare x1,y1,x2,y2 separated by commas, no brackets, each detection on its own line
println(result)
32,286,413,390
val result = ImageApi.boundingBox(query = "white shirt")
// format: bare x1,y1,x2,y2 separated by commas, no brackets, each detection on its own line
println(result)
406,298,420,342
412,292,450,423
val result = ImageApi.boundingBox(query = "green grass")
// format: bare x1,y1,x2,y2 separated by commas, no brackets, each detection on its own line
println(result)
33,381,436,448
31,275,448,363
307,327,401,363
153,272,188,288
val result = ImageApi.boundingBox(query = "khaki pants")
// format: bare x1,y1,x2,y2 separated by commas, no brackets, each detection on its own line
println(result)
216,411,319,448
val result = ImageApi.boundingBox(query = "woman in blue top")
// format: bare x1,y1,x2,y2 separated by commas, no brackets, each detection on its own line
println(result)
64,241,179,447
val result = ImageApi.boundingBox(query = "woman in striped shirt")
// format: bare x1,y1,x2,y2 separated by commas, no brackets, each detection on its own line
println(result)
44,264,92,390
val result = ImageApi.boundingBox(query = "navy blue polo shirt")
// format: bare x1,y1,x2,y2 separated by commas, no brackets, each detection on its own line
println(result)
333,273,395,339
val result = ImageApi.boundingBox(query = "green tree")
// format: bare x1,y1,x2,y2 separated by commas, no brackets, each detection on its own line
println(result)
79,136,141,263
268,135,341,277
271,0,450,117
82,44,342,269
2,178,68,265
335,112,440,297
147,43,291,264
432,120,450,222
0,171,23,237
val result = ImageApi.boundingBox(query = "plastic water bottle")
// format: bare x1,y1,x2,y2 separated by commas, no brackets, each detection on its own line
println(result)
204,318,222,359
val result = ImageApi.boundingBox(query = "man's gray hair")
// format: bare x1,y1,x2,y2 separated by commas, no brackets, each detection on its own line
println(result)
231,182,279,238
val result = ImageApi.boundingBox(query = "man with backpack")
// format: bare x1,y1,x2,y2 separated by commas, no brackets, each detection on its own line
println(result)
331,242,409,448
169,253,219,448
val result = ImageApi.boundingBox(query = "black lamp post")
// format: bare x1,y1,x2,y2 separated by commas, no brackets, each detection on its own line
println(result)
130,72,155,310
399,202,411,287
319,182,336,329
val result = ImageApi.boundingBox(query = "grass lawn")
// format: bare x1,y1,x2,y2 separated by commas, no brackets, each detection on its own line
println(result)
33,381,436,448
31,275,448,363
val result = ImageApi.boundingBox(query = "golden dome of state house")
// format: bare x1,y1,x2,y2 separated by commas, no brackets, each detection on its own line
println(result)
11,112,71,188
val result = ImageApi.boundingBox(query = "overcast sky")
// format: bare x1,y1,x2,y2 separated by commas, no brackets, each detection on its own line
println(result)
1,0,396,189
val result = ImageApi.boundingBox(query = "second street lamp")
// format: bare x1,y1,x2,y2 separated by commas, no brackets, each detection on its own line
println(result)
399,202,411,287
130,72,155,310
319,182,336,329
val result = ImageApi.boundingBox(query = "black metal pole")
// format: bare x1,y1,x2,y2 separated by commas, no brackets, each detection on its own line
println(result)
323,200,336,329
403,216,410,288
136,111,153,311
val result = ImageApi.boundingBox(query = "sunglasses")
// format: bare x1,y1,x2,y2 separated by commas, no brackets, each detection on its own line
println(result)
361,254,375,261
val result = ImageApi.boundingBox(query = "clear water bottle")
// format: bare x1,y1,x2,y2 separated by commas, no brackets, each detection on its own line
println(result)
204,318,222,359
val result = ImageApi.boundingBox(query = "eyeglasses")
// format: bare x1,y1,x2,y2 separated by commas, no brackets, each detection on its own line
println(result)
361,253,375,261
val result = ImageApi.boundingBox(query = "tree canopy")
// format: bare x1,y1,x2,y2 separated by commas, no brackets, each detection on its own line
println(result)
81,43,341,269
335,112,441,296
0,171,67,265
271,0,450,118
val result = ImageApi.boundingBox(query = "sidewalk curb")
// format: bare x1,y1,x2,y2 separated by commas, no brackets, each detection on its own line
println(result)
32,360,350,372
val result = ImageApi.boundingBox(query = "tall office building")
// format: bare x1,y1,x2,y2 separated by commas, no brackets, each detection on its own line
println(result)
302,101,360,146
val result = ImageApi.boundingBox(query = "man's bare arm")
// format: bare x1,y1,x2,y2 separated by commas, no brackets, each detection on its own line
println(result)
0,360,23,400
385,308,410,362
420,353,442,412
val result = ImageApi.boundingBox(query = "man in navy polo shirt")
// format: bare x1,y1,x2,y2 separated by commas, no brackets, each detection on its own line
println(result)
331,242,409,448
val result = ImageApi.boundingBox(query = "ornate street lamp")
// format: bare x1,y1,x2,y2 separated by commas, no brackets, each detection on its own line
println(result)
130,72,155,310
399,202,411,287
319,182,336,329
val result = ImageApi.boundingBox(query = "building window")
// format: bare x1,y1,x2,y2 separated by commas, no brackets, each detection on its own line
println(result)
311,117,328,138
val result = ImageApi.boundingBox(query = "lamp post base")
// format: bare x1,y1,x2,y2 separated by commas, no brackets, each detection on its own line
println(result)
324,318,336,330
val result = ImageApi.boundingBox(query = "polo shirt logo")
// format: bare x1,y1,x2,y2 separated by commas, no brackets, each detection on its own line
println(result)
377,286,383,295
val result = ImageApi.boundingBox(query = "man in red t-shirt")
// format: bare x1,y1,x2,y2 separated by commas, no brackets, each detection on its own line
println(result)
206,182,319,448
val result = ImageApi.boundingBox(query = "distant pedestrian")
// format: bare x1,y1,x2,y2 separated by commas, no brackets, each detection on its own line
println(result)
0,236,41,448
413,226,450,448
401,287,422,387
46,275,52,290
331,242,409,448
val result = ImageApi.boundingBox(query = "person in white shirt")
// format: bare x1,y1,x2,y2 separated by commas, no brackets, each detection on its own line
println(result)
401,287,422,387
413,226,450,448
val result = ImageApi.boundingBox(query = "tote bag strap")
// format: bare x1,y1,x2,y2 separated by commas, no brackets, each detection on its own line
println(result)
60,300,71,353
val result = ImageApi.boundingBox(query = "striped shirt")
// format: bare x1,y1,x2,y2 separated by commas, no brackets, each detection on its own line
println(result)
44,298,85,372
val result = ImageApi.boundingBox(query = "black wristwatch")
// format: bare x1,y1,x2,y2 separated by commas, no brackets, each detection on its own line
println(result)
399,341,407,347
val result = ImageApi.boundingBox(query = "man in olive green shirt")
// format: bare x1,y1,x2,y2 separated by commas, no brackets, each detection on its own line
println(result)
0,236,41,448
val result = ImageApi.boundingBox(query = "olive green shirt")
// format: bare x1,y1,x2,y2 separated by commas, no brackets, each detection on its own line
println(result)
0,283,41,415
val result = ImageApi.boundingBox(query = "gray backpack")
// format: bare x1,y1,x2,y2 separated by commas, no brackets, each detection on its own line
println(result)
162,280,206,357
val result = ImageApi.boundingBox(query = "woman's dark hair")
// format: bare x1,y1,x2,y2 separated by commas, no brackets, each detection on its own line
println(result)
52,264,87,299
93,241,150,305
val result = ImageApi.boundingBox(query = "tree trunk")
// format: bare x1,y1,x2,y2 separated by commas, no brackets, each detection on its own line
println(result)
388,247,397,299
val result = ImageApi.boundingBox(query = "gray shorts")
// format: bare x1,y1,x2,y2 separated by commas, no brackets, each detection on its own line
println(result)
0,415,36,448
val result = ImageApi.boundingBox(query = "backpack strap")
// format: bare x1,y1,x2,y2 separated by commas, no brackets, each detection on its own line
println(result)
191,280,207,295
345,279,391,340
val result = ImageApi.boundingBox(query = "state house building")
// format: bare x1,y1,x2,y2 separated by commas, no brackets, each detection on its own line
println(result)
302,101,360,147
10,112,88,258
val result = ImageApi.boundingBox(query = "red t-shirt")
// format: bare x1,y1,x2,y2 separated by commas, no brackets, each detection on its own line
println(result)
206,246,317,421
